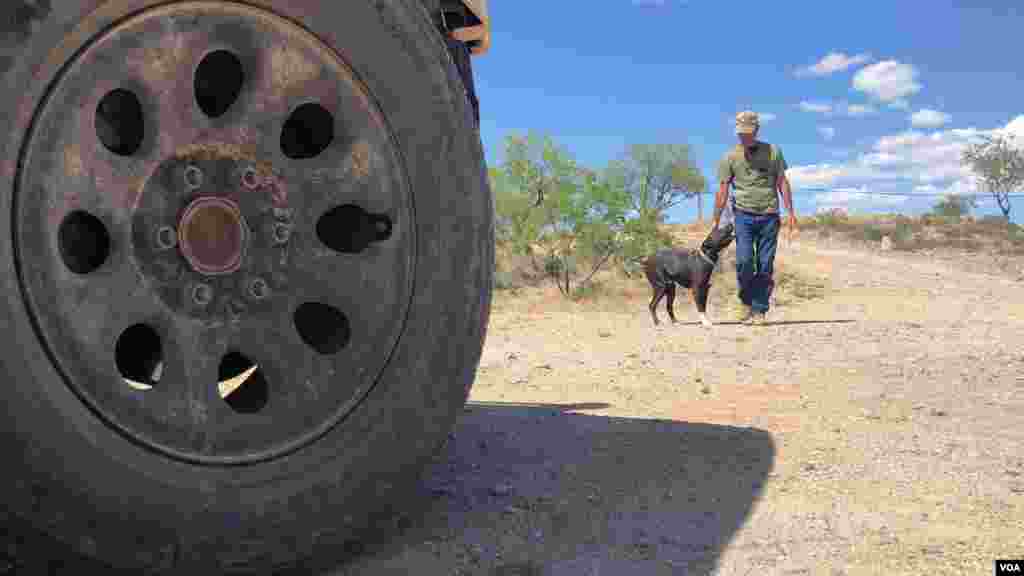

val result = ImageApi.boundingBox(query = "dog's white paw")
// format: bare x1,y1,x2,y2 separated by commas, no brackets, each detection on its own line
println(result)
700,314,713,328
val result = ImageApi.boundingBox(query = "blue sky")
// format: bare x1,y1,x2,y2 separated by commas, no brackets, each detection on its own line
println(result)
472,1,1024,223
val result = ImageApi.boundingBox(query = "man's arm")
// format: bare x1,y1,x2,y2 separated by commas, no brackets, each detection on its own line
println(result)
778,173,794,216
711,179,731,228
778,172,798,238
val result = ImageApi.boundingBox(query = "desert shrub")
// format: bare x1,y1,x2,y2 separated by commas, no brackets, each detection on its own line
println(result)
572,279,605,301
494,270,522,291
858,223,885,243
892,220,915,243
931,195,976,220
815,209,849,229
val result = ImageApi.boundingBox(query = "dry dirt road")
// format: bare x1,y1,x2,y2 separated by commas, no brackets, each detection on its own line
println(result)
330,236,1023,575
4,238,1022,575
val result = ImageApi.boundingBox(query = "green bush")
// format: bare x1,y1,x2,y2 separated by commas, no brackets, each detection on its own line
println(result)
859,224,884,243
931,195,976,221
494,270,522,291
572,280,604,300
815,209,848,229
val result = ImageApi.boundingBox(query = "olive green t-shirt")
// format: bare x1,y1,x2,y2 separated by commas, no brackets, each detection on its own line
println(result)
717,142,787,214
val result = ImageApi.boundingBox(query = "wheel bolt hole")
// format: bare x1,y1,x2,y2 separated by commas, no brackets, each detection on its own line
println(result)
294,302,350,355
116,324,163,390
281,102,334,160
195,50,245,119
218,352,268,414
59,210,111,274
316,204,392,254
96,88,145,156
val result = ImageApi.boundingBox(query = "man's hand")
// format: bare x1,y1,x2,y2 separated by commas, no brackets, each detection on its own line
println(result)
785,213,799,243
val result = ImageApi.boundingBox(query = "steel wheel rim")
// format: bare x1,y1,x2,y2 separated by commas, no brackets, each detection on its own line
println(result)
13,2,416,465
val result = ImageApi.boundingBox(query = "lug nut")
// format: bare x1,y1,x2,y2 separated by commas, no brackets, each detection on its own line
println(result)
184,165,203,190
155,226,177,250
273,222,291,244
242,166,261,189
247,277,269,300
191,283,213,307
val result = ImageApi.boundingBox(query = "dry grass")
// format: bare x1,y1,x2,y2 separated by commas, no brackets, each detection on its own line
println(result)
801,211,1024,255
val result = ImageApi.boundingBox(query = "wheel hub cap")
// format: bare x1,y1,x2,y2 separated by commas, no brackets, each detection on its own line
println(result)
179,196,247,276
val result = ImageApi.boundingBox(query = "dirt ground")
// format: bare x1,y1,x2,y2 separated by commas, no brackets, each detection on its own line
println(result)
3,231,1021,575
330,230,1023,575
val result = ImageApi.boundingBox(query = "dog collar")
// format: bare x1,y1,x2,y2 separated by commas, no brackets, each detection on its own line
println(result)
698,248,716,267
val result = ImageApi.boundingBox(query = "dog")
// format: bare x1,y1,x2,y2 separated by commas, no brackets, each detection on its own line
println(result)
642,222,735,327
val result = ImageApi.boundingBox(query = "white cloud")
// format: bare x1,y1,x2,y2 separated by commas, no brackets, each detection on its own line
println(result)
786,115,1024,213
994,115,1024,142
853,60,922,103
814,186,906,213
799,101,880,117
785,164,846,188
910,109,951,128
845,103,877,117
818,126,836,141
796,52,872,77
799,101,833,114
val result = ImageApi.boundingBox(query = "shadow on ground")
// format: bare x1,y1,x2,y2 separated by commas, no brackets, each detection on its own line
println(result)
1,402,775,575
319,401,776,575
653,319,855,327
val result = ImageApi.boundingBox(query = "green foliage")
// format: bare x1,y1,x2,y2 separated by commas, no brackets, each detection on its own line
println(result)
606,143,706,222
814,208,849,229
496,133,633,299
493,135,712,299
859,224,884,243
961,133,1024,219
931,194,976,220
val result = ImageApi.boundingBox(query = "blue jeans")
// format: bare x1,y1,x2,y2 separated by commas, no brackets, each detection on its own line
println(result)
734,209,780,314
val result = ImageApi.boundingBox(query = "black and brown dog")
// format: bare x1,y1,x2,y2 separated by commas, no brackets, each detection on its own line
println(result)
642,222,735,327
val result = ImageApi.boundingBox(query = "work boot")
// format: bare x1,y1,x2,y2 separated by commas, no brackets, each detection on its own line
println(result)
735,304,754,324
749,311,768,325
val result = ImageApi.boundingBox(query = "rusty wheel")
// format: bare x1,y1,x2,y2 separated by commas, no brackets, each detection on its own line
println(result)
0,1,492,573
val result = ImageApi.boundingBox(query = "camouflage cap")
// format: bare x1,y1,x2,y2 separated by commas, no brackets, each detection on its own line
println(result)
735,110,759,134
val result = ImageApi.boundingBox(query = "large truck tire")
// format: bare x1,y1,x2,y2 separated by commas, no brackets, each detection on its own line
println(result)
0,1,493,573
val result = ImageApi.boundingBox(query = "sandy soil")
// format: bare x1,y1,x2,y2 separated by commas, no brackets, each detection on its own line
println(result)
330,234,1024,575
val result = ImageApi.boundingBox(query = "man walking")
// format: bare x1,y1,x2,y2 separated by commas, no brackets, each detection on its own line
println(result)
711,111,798,324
